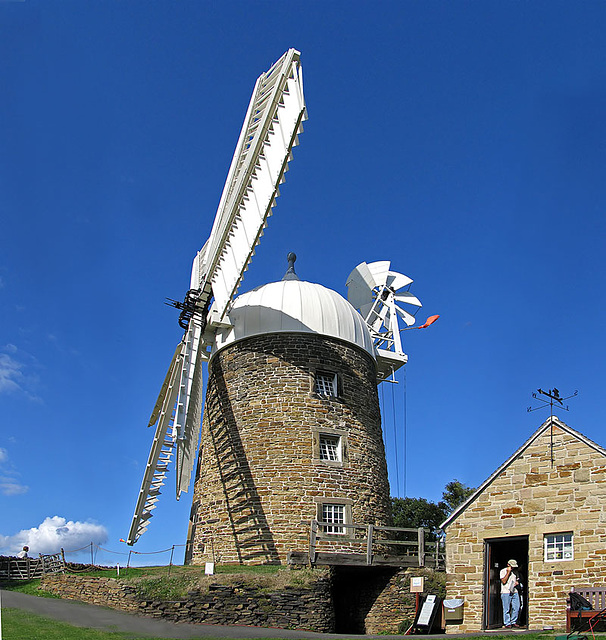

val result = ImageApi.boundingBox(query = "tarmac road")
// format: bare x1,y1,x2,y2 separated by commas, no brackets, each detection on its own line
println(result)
0,589,396,639
1,590,532,639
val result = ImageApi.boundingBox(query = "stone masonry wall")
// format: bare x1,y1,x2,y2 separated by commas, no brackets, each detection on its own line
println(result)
331,566,446,634
187,332,391,565
40,575,140,611
444,424,606,632
40,574,335,632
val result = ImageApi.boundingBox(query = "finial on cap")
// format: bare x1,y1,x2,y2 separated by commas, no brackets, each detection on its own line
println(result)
283,252,300,281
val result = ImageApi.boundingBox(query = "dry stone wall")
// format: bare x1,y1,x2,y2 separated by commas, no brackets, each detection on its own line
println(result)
331,566,446,634
444,424,606,632
40,574,335,632
40,575,140,611
187,332,391,565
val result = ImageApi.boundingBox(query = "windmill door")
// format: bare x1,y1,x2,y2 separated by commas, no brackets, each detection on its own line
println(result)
483,536,529,629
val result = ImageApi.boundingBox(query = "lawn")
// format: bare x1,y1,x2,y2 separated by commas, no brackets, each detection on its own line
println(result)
3,607,606,640
1,563,323,601
1,607,156,640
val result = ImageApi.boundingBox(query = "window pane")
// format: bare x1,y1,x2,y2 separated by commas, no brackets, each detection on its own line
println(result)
316,373,336,396
322,504,345,534
545,533,573,561
319,435,340,461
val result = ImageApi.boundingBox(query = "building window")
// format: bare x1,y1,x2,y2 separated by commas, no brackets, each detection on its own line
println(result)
315,371,337,397
312,428,348,466
322,503,345,534
319,434,341,462
544,532,574,561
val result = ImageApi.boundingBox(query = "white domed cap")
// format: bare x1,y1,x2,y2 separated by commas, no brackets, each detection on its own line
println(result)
212,279,376,358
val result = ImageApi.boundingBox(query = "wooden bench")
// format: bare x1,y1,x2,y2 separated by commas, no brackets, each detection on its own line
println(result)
566,587,606,632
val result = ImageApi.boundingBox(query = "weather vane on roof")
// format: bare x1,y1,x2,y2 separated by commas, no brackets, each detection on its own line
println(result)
527,387,578,466
527,387,578,418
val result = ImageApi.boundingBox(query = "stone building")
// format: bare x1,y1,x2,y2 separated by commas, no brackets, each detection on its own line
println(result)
185,269,392,565
441,417,606,632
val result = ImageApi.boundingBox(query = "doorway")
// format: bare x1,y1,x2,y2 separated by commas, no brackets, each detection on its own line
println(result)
331,566,397,633
483,536,529,629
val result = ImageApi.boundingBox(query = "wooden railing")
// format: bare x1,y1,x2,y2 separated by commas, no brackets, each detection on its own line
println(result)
307,520,445,569
0,553,65,580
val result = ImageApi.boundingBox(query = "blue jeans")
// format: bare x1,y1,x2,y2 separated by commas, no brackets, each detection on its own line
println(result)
502,591,520,626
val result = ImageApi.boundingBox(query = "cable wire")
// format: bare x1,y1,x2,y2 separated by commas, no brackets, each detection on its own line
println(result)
391,376,400,497
403,365,407,497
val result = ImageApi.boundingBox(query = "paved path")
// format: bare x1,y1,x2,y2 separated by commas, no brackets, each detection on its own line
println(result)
1,590,533,639
0,590,394,639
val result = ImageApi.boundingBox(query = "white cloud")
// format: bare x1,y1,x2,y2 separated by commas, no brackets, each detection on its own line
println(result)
0,516,109,556
0,448,29,496
0,479,29,496
0,347,41,400
0,353,25,393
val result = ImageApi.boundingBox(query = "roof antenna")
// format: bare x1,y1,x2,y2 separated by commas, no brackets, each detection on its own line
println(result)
283,252,300,281
527,388,578,466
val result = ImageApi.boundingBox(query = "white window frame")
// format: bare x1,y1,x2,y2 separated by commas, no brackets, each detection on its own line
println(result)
315,371,337,397
321,503,345,535
544,532,574,561
319,433,341,462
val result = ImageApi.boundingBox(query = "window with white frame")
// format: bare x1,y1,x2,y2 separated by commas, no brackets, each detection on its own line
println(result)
544,532,574,561
319,434,341,462
315,371,337,397
322,503,345,534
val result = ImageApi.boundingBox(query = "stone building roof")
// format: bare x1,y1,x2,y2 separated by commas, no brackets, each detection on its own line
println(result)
212,279,375,358
440,416,606,530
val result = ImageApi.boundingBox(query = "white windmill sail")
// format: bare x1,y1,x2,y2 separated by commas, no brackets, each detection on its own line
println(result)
127,345,183,543
192,47,306,322
127,49,306,545
346,261,422,380
175,318,205,497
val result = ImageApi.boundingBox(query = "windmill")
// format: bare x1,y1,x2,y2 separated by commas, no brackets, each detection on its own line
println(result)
127,49,307,545
346,261,425,380
127,50,434,555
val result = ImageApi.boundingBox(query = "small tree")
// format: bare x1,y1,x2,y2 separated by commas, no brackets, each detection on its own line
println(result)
441,479,475,514
390,479,476,538
391,497,448,539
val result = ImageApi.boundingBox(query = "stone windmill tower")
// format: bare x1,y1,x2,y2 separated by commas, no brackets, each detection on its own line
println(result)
127,51,433,564
184,254,395,564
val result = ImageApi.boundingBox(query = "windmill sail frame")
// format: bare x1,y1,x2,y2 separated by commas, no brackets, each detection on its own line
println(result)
346,261,423,380
127,49,306,546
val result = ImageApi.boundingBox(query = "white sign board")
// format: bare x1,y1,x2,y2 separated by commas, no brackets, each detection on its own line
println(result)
205,562,215,575
418,594,437,626
410,576,424,593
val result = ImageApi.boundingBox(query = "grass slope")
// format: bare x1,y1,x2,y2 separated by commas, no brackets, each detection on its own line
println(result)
2,564,325,601
1,607,155,640
3,608,606,640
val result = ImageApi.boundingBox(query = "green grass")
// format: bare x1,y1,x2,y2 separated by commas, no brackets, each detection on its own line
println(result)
130,565,321,600
2,563,323,602
58,563,295,601
0,607,157,640
64,563,282,579
3,609,606,640
0,607,363,640
0,578,61,598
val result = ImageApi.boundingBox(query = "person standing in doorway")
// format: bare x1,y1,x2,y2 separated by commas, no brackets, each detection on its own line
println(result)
500,559,521,628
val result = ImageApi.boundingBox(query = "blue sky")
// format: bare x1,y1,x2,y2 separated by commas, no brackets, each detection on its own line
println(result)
1,1,605,564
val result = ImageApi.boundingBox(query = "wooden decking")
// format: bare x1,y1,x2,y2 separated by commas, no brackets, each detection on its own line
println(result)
288,550,443,568
288,520,445,569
